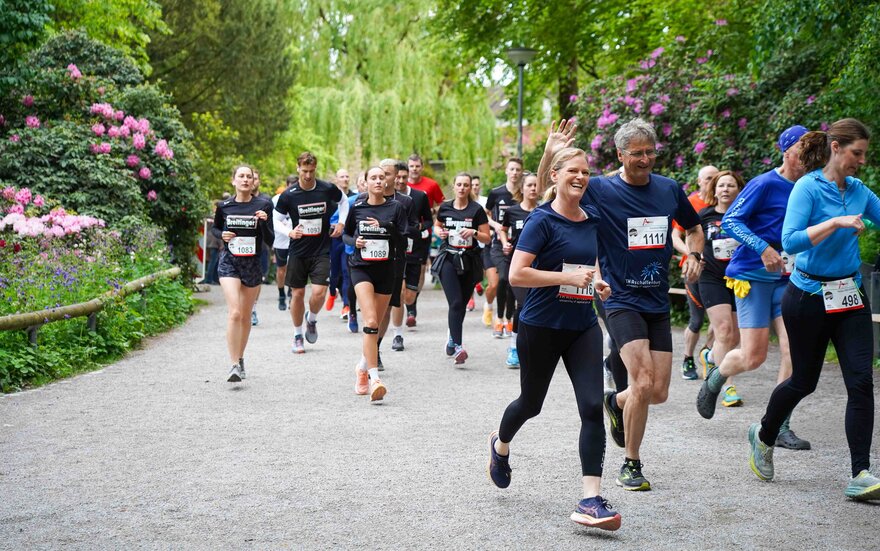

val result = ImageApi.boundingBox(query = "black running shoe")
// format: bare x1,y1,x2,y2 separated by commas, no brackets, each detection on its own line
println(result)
696,367,722,419
603,391,625,448
776,430,811,450
616,459,651,491
391,335,404,351
487,431,511,488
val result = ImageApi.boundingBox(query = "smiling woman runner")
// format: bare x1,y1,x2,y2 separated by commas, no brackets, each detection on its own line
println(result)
343,166,408,402
213,164,274,383
487,145,620,530
431,172,490,365
747,119,880,501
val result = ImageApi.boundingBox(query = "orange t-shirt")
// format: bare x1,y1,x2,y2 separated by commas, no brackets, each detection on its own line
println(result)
673,192,708,265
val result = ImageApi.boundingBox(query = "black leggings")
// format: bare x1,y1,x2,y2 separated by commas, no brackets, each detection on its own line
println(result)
499,322,605,476
438,259,477,345
760,283,874,477
493,251,515,320
511,286,527,334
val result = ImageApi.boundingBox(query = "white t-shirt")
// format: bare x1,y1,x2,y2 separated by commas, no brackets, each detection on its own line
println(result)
272,194,291,250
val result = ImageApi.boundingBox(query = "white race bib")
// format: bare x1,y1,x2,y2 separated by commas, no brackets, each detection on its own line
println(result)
228,236,256,257
362,239,390,261
781,252,796,276
300,217,323,236
448,229,473,249
627,216,668,250
406,238,414,254
822,278,863,313
558,263,594,301
712,238,739,261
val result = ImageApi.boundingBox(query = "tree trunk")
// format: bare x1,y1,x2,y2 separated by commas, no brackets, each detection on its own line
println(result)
557,55,579,119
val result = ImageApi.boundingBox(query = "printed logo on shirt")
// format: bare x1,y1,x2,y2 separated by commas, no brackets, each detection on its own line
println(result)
445,218,473,230
625,260,664,288
358,222,388,236
226,215,258,230
298,202,327,217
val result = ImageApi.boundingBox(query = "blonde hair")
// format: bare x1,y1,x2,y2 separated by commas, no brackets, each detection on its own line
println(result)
542,184,558,202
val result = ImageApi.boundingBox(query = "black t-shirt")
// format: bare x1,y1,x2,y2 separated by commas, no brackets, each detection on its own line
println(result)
356,191,415,263
274,179,343,258
502,204,533,246
212,196,274,256
343,198,409,267
485,184,516,249
700,206,739,280
436,199,489,255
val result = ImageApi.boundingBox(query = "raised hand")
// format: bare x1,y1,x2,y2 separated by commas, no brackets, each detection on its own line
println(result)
544,119,578,158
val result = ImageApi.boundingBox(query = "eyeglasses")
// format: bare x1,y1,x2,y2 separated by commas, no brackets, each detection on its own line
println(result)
622,149,658,158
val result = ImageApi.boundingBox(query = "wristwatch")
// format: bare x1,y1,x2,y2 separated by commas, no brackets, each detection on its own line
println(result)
689,252,702,262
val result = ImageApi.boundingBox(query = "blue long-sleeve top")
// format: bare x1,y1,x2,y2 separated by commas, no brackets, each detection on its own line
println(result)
782,169,880,294
721,168,795,281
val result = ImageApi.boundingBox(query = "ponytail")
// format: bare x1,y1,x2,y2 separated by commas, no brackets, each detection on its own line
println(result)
799,118,871,172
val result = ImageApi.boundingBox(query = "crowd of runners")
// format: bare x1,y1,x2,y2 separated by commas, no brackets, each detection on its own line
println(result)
209,116,880,531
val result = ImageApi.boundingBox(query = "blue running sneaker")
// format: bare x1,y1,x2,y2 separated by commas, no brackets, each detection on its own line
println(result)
348,312,359,334
487,431,511,488
845,470,880,501
505,347,520,369
570,496,622,531
445,337,455,357
681,356,698,380
305,319,318,344
721,384,743,407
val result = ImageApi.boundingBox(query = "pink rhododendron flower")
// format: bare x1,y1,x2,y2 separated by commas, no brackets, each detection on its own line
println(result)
114,110,124,121
707,49,714,57
22,95,34,107
132,133,146,150
14,188,32,205
92,123,106,136
726,88,739,97
623,95,636,106
147,190,158,201
154,139,174,159
820,122,829,131
715,19,728,26
596,108,619,129
126,154,141,167
590,134,604,151
640,59,656,70
124,116,139,130
8,204,24,215
0,114,5,126
675,155,685,168
659,94,670,102
97,86,106,95
9,134,20,143
107,126,120,138
675,35,686,43
649,102,665,116
662,123,672,137
806,95,816,105
139,167,152,180
762,157,772,165
67,64,82,79
656,142,664,151
721,108,731,118
626,79,638,93
569,94,578,103
650,47,665,59
26,116,40,128
137,118,150,133
33,194,45,207
2,187,15,200
118,125,130,137
90,143,111,154
696,57,708,65
633,100,644,114
694,141,707,154
738,118,748,130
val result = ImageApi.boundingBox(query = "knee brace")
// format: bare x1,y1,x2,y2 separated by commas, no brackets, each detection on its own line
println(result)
363,326,378,334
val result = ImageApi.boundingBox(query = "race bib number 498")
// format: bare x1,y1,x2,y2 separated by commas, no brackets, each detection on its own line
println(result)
822,277,863,313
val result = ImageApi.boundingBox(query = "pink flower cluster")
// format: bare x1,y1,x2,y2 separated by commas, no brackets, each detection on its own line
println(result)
26,116,40,128
596,108,619,129
90,143,112,154
154,139,174,160
1,186,106,239
67,64,82,79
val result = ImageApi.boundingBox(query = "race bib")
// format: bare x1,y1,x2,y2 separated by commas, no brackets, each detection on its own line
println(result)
822,278,863,313
781,251,796,276
406,238,414,254
627,216,668,250
448,229,473,249
558,263,594,301
362,239,390,261
228,236,256,257
300,217,323,236
712,238,739,261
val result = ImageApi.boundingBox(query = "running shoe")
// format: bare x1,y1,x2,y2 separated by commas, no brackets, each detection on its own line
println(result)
369,378,386,401
616,459,651,491
377,351,384,371
570,496,621,531
505,321,514,335
505,347,520,369
681,356,698,380
227,364,242,383
475,281,484,296
239,358,246,380
603,357,616,391
355,365,369,395
748,423,774,481
482,305,493,327
493,321,504,338
340,305,350,320
278,295,286,311
466,296,475,311
486,431,511,488
696,367,722,419
845,470,880,501
325,293,336,311
775,430,811,450
603,391,625,448
721,385,743,407
305,319,318,343
251,310,259,326
348,312,359,333
445,337,456,357
406,314,417,327
699,346,715,379
392,335,404,351
292,335,305,354
453,345,468,366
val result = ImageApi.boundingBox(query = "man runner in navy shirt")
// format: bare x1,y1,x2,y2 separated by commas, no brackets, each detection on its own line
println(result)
540,118,704,491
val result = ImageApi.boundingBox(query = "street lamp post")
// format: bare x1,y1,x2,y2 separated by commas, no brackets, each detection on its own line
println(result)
506,47,537,158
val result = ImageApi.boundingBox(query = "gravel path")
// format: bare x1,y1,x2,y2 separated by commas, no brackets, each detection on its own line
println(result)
1,285,878,549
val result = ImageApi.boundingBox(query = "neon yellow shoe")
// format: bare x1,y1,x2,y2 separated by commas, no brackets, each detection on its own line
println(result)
721,385,743,407
482,304,493,327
